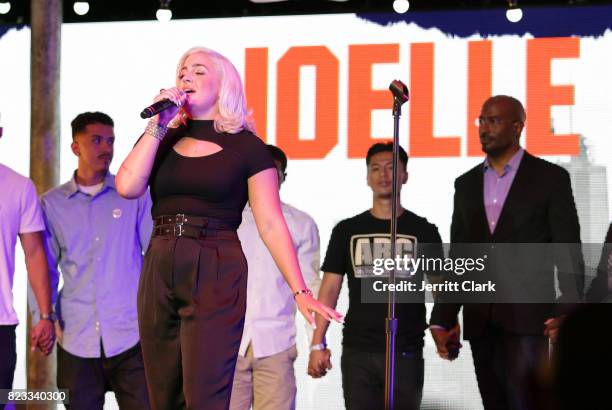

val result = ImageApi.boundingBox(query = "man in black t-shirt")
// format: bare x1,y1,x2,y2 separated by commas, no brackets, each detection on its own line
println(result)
307,143,443,410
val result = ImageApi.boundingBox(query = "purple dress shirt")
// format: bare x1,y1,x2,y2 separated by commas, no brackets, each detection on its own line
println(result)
483,148,524,234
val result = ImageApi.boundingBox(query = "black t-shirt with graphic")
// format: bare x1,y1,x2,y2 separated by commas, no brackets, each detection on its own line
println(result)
321,210,443,352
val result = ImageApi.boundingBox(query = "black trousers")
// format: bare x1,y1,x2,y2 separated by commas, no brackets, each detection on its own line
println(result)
138,233,247,410
341,346,424,410
470,326,549,410
57,342,150,410
0,325,17,410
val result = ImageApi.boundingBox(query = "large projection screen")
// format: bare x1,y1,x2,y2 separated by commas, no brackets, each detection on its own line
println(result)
1,6,611,409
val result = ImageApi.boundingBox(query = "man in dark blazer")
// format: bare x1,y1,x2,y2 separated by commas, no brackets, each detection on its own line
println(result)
430,95,584,410
585,222,612,302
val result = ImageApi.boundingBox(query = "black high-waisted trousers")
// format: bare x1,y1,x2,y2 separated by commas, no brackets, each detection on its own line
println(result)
138,227,247,410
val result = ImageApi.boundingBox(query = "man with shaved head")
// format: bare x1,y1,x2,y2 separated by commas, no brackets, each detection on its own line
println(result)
478,95,526,158
430,96,583,410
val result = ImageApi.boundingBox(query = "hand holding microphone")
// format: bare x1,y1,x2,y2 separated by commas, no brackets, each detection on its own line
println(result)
141,87,189,126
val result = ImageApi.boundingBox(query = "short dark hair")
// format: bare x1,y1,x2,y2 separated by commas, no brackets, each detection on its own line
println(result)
266,144,287,173
71,112,114,139
366,142,408,169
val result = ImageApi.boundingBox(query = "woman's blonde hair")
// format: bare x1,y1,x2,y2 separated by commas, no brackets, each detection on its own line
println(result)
175,47,255,134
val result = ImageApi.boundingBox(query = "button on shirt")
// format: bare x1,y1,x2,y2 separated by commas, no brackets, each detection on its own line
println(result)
37,173,153,358
0,164,45,325
483,148,524,234
238,203,321,359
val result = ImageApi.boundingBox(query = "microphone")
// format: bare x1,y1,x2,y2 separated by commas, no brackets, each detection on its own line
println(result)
389,79,409,104
140,99,177,119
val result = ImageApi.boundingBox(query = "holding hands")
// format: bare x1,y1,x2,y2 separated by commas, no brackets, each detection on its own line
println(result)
294,290,340,379
544,316,564,344
430,323,462,361
30,318,55,355
308,347,332,378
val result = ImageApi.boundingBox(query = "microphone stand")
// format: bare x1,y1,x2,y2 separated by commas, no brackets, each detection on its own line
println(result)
384,80,409,410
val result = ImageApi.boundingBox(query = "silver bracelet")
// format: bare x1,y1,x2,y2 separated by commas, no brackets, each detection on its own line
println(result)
145,120,167,141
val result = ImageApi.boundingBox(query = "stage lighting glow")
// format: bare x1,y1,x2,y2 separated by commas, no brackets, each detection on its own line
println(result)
0,2,11,14
393,0,409,14
156,7,172,22
73,1,89,16
506,7,523,23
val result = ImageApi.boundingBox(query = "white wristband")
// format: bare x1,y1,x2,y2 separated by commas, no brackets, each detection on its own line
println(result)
310,342,327,351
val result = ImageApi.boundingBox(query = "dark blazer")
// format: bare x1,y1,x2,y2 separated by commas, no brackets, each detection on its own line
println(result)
585,223,612,302
431,151,584,338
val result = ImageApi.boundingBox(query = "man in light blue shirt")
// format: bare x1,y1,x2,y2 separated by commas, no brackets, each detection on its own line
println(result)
36,112,152,409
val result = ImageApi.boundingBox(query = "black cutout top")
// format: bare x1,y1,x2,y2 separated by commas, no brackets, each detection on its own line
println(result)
149,120,275,229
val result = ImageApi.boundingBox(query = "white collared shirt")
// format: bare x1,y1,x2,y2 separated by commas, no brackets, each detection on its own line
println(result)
238,203,321,359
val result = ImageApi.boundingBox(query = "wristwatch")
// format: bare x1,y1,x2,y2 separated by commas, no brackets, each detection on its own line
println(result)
40,312,57,322
310,342,327,352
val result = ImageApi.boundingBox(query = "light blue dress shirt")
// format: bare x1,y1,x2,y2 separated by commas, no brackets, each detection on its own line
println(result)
38,173,152,358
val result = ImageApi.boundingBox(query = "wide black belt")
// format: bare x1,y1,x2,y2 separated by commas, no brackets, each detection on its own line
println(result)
153,214,236,239
154,214,231,229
